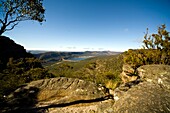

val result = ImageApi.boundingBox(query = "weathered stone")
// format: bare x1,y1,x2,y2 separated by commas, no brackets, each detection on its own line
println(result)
121,64,138,84
5,77,114,113
122,64,135,75
137,65,170,90
113,82,170,113
113,64,170,113
121,72,138,83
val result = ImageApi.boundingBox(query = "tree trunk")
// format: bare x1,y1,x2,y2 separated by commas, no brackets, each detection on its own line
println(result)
0,25,6,36
0,30,4,36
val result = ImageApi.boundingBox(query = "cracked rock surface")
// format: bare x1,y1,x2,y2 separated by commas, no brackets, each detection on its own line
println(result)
5,77,114,113
113,65,170,113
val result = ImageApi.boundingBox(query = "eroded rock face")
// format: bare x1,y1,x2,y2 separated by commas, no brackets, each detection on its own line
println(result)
121,64,138,83
5,77,114,113
113,65,170,113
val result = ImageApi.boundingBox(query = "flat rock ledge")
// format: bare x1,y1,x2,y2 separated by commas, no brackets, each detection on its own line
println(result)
4,77,114,113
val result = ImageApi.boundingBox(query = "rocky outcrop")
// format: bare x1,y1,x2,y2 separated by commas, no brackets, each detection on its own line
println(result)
137,65,170,90
4,77,114,113
2,65,170,113
113,65,170,113
113,64,140,101
120,64,139,83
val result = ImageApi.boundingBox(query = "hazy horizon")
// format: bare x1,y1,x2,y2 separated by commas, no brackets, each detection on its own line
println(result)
27,49,123,53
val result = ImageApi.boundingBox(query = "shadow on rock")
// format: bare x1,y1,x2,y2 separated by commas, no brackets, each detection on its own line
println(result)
0,86,46,113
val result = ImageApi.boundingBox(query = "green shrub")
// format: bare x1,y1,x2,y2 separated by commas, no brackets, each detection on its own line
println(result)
124,25,170,69
0,58,54,99
124,49,163,69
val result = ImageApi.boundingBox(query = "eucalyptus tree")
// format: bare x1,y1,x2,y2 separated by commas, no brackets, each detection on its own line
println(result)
0,0,45,35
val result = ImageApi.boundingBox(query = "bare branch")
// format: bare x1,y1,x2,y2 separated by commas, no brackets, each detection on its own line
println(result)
5,22,19,31
6,18,18,26
6,14,27,27
0,19,3,24
4,10,10,24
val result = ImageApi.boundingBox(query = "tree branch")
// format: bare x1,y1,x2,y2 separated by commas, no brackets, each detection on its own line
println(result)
0,19,3,24
6,18,18,26
3,2,20,24
6,14,26,27
5,22,19,31
4,10,10,24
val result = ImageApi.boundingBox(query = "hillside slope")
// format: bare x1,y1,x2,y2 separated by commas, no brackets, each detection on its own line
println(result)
0,36,54,100
47,55,123,89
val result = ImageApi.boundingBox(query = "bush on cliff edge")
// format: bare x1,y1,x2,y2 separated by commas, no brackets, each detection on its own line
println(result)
124,24,170,69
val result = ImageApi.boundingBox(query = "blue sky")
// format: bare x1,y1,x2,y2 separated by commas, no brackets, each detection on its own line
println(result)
4,0,170,52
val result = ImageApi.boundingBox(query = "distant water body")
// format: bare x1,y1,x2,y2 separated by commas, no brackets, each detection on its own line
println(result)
68,57,86,61
68,56,93,61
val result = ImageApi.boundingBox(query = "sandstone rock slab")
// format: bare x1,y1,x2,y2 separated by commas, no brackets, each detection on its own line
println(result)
5,77,114,113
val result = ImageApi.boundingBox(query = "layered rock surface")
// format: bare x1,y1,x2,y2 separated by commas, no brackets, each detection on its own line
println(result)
4,77,114,113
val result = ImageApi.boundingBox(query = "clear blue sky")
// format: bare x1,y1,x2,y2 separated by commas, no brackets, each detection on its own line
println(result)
4,0,170,52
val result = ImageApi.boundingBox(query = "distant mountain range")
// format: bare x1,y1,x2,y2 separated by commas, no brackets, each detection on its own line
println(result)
28,50,122,65
28,50,122,55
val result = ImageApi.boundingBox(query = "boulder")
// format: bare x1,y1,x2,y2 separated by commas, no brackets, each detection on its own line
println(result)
121,64,138,83
122,64,135,75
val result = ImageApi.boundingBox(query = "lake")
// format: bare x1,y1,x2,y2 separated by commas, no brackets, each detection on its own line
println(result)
67,56,94,61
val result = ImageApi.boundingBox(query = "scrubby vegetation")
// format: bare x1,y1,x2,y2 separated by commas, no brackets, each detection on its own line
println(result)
47,54,123,89
0,36,54,101
124,25,170,69
0,57,54,100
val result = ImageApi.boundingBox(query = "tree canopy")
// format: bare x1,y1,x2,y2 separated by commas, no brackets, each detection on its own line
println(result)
0,0,45,35
143,24,170,51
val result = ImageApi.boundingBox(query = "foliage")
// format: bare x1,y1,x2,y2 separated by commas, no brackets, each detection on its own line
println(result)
124,49,162,69
0,58,54,100
124,25,170,69
143,25,170,50
47,54,123,89
0,0,45,35
0,36,34,70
